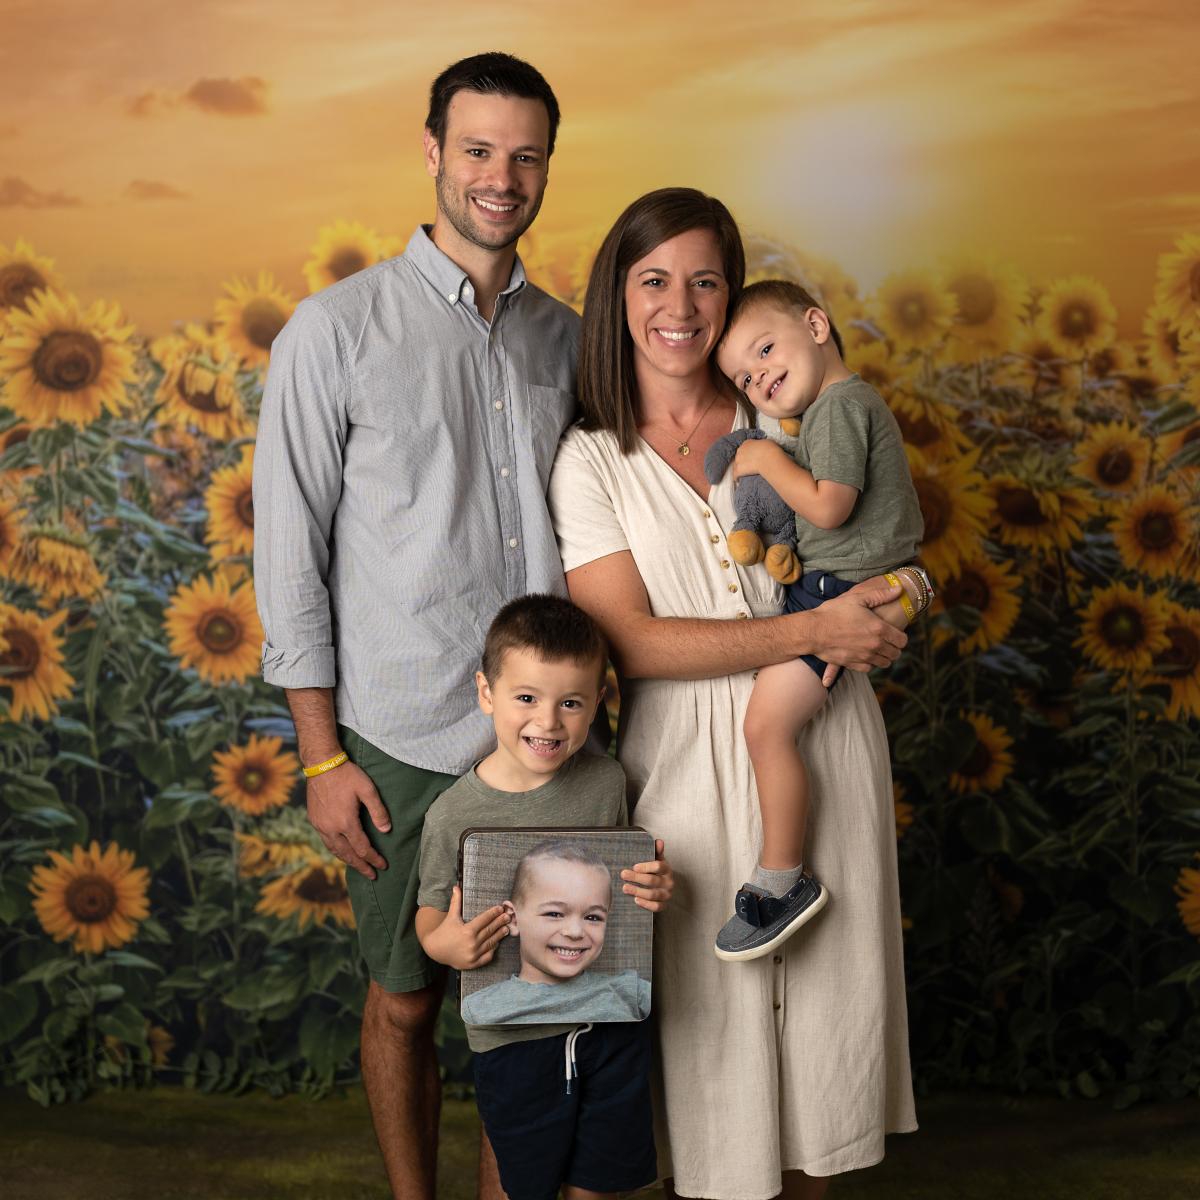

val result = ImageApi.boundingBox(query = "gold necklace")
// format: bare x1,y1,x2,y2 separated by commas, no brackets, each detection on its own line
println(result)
675,393,719,457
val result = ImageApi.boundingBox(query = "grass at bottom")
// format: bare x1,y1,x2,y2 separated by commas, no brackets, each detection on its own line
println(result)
2,1085,1199,1200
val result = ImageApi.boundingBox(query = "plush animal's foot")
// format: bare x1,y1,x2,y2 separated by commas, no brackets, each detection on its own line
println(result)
778,418,802,437
765,544,801,584
728,530,765,566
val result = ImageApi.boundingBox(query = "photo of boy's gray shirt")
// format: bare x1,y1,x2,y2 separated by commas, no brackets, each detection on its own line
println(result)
461,969,650,1025
417,750,628,1052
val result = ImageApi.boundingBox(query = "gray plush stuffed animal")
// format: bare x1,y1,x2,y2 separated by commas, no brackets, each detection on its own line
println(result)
703,417,803,584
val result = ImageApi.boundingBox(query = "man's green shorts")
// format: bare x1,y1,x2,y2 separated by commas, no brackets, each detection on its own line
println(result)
340,727,457,993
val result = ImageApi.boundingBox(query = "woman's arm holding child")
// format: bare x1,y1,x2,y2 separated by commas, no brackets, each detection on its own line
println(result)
415,888,510,970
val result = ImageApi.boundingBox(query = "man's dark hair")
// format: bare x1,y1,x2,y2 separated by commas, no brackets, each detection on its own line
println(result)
577,188,747,455
426,52,561,156
482,594,607,685
725,278,845,360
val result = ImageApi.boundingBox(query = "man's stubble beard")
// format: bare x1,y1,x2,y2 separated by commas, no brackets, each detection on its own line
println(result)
434,163,544,253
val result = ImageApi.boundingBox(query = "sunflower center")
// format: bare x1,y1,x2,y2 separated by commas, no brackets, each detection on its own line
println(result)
960,738,993,779
33,331,102,393
65,874,118,923
328,248,368,282
995,485,1046,527
235,488,254,529
1099,604,1145,650
1155,624,1199,678
241,298,287,351
947,569,990,612
898,296,928,329
296,868,348,905
951,275,996,326
178,361,229,414
1095,447,1134,486
1135,508,1177,552
0,628,40,678
196,609,242,653
1058,302,1096,340
0,263,47,311
238,767,266,794
893,408,940,448
912,478,949,541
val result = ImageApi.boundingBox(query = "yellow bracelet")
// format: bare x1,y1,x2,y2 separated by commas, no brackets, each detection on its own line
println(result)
885,572,917,622
302,751,349,778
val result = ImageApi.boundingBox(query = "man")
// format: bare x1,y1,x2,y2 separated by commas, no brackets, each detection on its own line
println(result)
253,52,576,1199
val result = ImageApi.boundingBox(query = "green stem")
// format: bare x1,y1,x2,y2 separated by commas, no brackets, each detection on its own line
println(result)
175,824,198,904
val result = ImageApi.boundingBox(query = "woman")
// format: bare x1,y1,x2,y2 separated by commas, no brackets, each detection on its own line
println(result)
547,189,917,1200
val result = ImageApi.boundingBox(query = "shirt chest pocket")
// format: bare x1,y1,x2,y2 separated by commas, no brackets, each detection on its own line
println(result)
517,384,574,483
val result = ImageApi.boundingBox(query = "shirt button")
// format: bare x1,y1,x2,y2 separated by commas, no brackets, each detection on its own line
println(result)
728,583,738,593
710,534,720,544
508,538,518,548
721,559,730,569
736,612,748,620
494,400,504,411
447,292,456,302
500,467,510,478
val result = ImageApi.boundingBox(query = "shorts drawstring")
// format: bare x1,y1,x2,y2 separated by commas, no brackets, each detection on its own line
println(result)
564,1024,593,1093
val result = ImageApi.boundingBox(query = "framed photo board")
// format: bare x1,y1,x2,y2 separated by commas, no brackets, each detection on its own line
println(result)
456,827,654,1025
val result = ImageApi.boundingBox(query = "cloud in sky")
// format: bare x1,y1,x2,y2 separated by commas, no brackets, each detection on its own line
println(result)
0,177,81,209
126,179,189,201
128,76,269,118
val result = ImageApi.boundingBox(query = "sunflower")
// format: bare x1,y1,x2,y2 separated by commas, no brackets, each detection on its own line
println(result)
148,322,230,371
303,220,388,294
205,446,254,557
0,423,37,497
155,344,248,441
943,258,1029,357
256,862,355,930
519,228,602,313
0,603,73,721
1003,330,1072,397
164,574,263,685
894,782,914,839
1176,856,1200,938
0,498,23,574
1111,485,1196,580
29,840,150,954
907,448,991,580
0,290,135,428
850,341,901,399
949,712,1014,794
1160,419,1200,478
211,734,300,815
1154,233,1200,340
1077,582,1170,675
9,524,106,603
873,270,955,352
0,239,64,328
1035,276,1117,360
889,389,969,462
1074,421,1150,494
1141,305,1187,381
742,235,860,315
987,474,1096,555
934,556,1022,652
1151,603,1200,720
236,832,319,877
213,271,296,370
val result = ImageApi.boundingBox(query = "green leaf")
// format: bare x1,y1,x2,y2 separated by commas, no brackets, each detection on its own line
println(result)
19,957,79,986
960,802,1011,854
3,774,64,809
0,985,40,1043
104,951,164,972
96,1002,146,1045
15,806,78,828
1074,1071,1101,1099
1108,875,1165,925
299,1006,360,1077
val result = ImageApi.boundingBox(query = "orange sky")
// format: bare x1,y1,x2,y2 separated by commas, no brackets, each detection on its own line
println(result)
3,0,1198,334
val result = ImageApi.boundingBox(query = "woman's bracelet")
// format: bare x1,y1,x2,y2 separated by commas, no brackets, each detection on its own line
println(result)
895,565,934,614
302,750,349,778
884,572,917,622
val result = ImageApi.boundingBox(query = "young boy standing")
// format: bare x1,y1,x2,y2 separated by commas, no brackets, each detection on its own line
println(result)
415,594,672,1200
713,279,933,963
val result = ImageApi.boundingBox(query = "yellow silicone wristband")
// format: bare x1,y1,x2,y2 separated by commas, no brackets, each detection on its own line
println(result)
302,751,349,778
885,572,917,622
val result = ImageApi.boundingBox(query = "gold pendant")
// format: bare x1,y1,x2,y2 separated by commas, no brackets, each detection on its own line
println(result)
679,444,690,456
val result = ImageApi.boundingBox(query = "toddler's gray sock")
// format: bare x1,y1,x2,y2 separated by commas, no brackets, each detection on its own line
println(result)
751,863,804,898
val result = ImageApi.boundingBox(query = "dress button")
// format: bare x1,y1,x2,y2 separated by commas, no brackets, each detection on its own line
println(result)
508,538,518,548
772,1001,781,1011
736,612,748,620
728,583,738,593
721,559,730,569
710,534,720,544
494,400,504,411
702,509,712,518
773,955,783,964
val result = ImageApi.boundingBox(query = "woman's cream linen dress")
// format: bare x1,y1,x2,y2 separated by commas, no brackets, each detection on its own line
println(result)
548,416,917,1200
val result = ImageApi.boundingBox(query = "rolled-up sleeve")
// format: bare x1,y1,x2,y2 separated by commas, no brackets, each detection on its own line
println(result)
253,299,348,689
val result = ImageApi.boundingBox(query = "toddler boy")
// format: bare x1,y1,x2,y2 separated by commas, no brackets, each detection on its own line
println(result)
415,593,672,1200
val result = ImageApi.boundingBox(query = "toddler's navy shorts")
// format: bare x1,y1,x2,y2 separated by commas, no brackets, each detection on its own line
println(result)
785,569,857,687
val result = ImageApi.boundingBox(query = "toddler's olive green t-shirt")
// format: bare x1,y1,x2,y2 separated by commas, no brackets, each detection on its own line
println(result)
790,374,923,581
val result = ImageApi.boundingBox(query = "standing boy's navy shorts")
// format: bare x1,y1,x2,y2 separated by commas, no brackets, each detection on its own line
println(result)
472,1019,656,1200
785,570,857,687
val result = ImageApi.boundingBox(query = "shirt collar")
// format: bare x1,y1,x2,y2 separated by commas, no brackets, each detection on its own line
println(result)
403,224,528,307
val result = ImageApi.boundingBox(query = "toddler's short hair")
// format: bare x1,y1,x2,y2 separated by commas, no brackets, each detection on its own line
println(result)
511,839,613,907
726,278,845,360
482,594,607,685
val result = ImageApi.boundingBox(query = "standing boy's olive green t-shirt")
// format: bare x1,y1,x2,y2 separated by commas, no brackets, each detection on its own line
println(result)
789,373,923,581
417,750,628,1052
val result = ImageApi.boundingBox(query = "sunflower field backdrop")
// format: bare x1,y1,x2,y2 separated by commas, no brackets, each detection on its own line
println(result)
0,221,1198,1110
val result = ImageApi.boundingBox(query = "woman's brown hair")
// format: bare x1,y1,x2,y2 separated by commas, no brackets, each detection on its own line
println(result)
577,188,746,454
